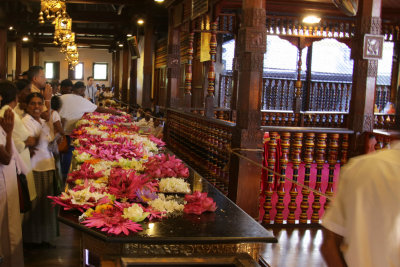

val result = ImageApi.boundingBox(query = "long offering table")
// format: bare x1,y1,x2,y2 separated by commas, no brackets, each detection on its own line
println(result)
59,167,276,267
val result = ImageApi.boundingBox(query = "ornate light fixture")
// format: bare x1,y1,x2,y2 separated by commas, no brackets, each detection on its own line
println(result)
38,0,67,24
53,14,73,45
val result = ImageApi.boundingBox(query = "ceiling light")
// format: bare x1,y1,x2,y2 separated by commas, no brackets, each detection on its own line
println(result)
137,19,144,25
118,43,124,47
22,36,29,42
126,33,132,37
8,26,13,31
303,15,321,24
154,0,164,3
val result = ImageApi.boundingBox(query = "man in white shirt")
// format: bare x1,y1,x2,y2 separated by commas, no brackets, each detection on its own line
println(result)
27,66,52,111
85,76,97,104
59,81,120,178
321,142,400,267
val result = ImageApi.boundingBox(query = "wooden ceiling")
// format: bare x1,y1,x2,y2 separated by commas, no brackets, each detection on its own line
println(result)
1,0,399,50
1,0,169,50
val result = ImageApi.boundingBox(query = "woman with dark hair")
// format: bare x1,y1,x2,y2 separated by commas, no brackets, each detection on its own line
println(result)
22,92,58,247
0,81,37,202
14,79,31,118
0,80,27,267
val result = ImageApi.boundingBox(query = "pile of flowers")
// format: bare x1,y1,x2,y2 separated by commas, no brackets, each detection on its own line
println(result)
49,112,216,235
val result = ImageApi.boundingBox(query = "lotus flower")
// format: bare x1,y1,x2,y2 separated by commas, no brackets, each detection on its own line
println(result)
183,191,217,215
144,154,189,179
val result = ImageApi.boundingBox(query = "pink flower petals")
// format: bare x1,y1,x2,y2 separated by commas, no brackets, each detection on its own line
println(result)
183,191,217,215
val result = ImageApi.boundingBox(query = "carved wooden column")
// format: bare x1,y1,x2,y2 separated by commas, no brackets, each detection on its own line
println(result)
300,133,314,224
263,132,277,224
142,19,154,109
275,132,290,224
311,133,327,223
16,38,22,77
184,32,194,111
114,50,120,100
29,45,34,67
166,7,180,108
205,21,217,118
0,27,7,79
228,0,266,218
129,58,137,107
121,46,129,103
349,0,382,155
287,132,303,224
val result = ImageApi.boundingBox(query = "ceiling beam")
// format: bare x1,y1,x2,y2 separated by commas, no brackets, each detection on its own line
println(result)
29,36,116,45
26,0,153,6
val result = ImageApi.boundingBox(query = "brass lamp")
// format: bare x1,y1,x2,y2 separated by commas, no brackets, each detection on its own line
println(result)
53,15,72,45
38,0,67,24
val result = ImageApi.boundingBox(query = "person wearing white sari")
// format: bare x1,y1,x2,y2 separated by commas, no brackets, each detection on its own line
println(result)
0,82,38,202
0,83,28,267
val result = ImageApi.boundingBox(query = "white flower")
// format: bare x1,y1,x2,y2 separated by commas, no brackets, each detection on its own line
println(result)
159,178,191,194
122,203,149,222
148,193,184,213
74,151,92,163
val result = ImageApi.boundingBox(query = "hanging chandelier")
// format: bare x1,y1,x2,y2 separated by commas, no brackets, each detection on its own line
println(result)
38,0,67,24
53,14,73,45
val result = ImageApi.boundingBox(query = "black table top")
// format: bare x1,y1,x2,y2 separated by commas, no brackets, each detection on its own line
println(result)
59,164,276,244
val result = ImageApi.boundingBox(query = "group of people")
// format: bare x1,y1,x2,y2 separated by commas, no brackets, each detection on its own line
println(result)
0,66,119,267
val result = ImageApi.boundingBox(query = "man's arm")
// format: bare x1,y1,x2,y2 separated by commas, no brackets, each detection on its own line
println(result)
321,228,348,267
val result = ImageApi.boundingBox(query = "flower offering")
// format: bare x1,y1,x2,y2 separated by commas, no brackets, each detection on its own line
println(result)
48,112,217,235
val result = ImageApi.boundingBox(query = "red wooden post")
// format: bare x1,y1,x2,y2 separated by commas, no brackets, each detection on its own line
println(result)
300,133,314,224
263,132,278,224
184,32,194,111
288,132,303,224
325,134,339,210
311,133,327,223
275,132,290,224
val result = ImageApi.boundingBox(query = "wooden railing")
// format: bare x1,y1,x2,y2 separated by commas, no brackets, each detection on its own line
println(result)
261,110,348,128
165,109,235,195
190,108,234,122
260,127,353,224
375,85,391,112
219,74,233,109
374,114,397,130
308,81,351,112
262,78,296,111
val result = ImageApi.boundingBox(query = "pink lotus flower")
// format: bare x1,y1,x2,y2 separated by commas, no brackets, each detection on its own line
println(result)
82,206,143,235
144,154,189,179
107,168,155,200
67,163,104,184
183,191,217,215
149,135,166,147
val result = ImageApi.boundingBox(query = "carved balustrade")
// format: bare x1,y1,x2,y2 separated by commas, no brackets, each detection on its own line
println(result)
190,108,234,122
372,129,400,151
165,109,234,195
374,114,397,130
260,127,353,224
375,85,391,112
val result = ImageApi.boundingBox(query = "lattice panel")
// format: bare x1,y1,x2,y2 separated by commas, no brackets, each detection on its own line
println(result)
155,39,168,68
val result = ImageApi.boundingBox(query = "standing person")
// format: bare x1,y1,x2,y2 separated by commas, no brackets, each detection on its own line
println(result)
85,76,97,104
0,101,27,267
60,79,73,95
0,81,37,203
59,82,121,179
27,66,52,111
321,143,400,267
22,93,58,247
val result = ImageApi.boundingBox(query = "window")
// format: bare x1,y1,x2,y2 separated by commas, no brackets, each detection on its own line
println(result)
93,63,108,80
377,41,394,85
44,61,60,80
74,63,84,80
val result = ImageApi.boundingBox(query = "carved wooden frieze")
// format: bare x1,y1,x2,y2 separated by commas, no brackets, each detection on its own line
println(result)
238,28,266,54
243,8,266,28
367,60,378,77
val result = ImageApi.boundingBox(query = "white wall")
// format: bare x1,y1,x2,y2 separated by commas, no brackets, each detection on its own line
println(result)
20,47,113,86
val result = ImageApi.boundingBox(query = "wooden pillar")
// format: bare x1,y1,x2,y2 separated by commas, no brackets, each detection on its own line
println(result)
16,39,22,77
348,0,382,155
129,58,137,107
184,32,194,111
28,46,34,67
166,7,180,108
0,27,7,80
34,49,40,66
205,21,217,118
121,46,129,103
142,20,154,109
391,41,400,104
228,0,266,218
114,50,120,100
